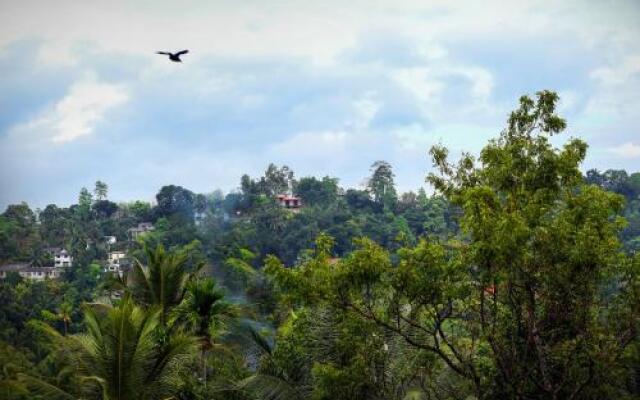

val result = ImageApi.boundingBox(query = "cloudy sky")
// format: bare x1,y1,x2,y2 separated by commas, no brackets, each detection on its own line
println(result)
1,0,639,209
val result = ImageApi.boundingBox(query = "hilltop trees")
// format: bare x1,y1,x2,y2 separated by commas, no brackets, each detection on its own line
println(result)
295,176,339,206
155,185,196,222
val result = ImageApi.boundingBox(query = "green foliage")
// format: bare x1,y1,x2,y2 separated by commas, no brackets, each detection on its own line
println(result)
295,176,339,206
368,160,397,210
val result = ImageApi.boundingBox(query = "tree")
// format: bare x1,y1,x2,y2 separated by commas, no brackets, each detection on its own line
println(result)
263,163,295,195
155,185,196,221
2,203,38,260
39,205,68,247
368,161,397,210
20,296,196,400
172,278,237,387
56,302,72,336
94,181,108,201
344,189,376,212
131,244,202,326
78,188,92,210
295,177,339,206
194,193,208,215
92,200,118,219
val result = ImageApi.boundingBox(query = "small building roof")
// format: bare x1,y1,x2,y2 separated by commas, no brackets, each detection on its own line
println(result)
277,194,301,201
20,266,60,273
0,263,29,272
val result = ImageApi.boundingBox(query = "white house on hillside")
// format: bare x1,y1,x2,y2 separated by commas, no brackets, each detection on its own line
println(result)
53,248,72,267
0,263,62,281
105,251,128,276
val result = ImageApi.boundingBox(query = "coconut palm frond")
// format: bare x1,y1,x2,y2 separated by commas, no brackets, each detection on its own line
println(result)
236,373,303,400
245,323,273,356
16,374,76,400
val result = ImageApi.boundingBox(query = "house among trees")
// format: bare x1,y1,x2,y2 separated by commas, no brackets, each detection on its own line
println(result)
105,250,128,276
52,248,72,267
0,263,62,280
127,222,155,241
276,194,302,210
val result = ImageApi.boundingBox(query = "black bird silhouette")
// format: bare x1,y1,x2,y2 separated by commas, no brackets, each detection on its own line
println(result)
156,50,189,62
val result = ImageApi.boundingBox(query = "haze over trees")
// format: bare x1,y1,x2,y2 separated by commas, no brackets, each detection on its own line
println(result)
0,91,639,399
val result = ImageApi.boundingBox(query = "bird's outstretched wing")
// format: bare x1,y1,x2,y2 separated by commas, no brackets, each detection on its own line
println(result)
156,51,170,55
175,50,189,56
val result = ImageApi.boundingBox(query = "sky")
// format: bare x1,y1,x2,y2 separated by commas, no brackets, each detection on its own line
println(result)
0,0,639,209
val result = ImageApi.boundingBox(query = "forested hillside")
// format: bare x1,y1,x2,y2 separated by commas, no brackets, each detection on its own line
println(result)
1,92,639,399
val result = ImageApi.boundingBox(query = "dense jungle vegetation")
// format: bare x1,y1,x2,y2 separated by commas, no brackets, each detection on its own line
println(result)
1,91,640,399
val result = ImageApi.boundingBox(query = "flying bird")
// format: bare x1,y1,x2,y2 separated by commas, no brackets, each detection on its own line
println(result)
156,50,189,62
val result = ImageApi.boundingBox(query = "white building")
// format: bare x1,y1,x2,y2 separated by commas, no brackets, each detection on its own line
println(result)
20,267,61,281
0,264,61,281
105,251,128,276
53,248,73,268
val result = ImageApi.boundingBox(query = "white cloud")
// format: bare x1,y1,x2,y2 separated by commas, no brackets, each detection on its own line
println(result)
608,142,640,159
349,94,380,130
392,67,444,104
270,130,350,161
590,55,640,86
18,78,129,143
392,123,432,151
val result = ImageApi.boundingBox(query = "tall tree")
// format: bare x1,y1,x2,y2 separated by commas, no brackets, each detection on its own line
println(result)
368,161,397,210
172,278,237,387
94,181,108,201
131,244,202,326
78,188,93,210
263,163,295,195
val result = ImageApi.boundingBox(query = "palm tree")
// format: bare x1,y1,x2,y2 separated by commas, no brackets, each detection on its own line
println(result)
172,277,237,388
131,244,202,326
57,301,73,336
20,295,196,400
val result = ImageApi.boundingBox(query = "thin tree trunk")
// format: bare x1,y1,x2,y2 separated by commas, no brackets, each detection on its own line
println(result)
202,348,207,388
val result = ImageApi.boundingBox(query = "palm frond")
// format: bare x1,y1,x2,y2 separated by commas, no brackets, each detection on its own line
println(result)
236,374,303,400
16,374,76,400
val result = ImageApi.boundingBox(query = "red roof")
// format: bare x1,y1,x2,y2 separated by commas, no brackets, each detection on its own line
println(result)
277,194,300,201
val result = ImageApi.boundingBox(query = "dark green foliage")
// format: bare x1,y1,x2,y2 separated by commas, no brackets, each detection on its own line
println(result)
155,184,196,222
295,176,339,206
